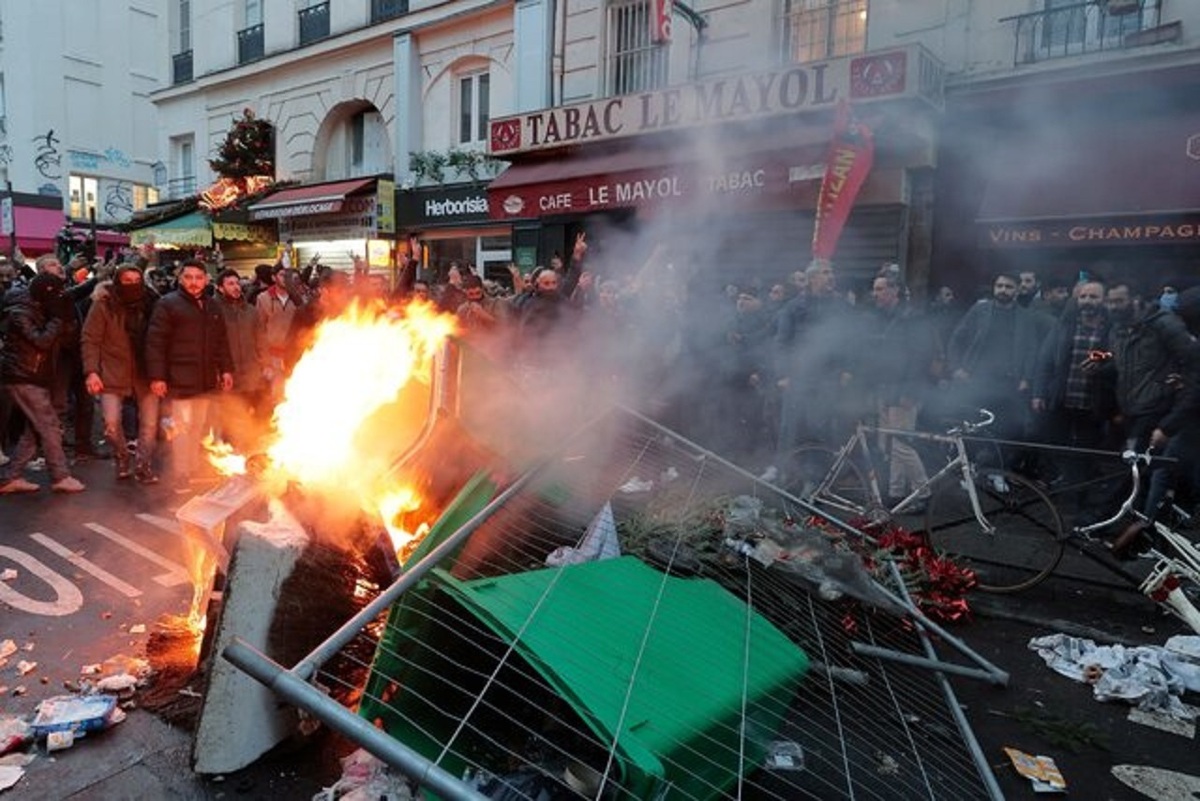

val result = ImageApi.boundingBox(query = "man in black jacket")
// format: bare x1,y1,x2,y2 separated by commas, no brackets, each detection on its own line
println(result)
144,261,234,490
0,272,86,493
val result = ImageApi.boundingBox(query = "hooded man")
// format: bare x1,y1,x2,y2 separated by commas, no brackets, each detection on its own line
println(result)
0,272,86,492
81,263,160,482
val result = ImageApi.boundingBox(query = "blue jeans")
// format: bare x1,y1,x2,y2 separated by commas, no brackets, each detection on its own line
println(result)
100,387,159,470
1,383,71,482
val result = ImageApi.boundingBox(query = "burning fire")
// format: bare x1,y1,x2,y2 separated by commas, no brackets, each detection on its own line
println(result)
203,299,456,558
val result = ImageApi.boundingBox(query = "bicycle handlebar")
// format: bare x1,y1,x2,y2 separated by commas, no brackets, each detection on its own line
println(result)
947,408,996,436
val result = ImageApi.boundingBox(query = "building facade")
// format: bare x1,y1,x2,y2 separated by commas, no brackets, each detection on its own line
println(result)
0,1,164,256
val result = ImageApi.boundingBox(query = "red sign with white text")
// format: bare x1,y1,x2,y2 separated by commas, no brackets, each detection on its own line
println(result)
651,0,672,43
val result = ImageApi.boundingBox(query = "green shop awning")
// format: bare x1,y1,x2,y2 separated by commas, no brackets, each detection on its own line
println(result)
129,210,212,248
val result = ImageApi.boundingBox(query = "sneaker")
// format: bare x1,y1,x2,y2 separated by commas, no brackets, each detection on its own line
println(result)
51,476,86,493
0,477,39,493
134,466,159,485
27,457,46,472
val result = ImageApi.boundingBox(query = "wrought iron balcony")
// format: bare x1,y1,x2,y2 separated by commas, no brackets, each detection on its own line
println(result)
172,50,193,85
370,0,408,25
166,176,197,200
1000,0,1171,66
299,2,330,46
237,23,265,65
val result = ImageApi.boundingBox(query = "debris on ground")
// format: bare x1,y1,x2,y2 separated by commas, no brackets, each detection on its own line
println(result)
0,764,23,792
31,694,121,740
1029,634,1200,720
313,748,412,801
0,569,15,582
0,717,31,757
1004,747,1067,793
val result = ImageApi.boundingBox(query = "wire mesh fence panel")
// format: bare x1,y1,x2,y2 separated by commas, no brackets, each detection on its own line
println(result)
303,406,998,800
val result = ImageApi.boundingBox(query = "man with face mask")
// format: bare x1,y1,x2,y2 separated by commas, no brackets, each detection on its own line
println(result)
81,263,160,482
0,271,85,492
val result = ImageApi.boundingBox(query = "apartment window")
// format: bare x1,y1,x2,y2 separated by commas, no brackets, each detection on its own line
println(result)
458,72,490,146
169,136,195,199
347,110,386,175
179,0,191,52
299,0,330,45
132,184,159,212
782,0,867,64
69,175,98,220
245,0,262,27
606,0,669,96
371,0,408,24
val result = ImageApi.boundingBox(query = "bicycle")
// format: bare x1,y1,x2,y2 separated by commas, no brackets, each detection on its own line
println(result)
1055,451,1200,633
788,409,1066,593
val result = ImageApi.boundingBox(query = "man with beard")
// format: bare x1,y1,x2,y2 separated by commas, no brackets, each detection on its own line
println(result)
82,263,161,482
1030,280,1113,490
947,273,1039,442
1111,286,1200,557
212,268,266,451
145,261,234,490
0,272,85,492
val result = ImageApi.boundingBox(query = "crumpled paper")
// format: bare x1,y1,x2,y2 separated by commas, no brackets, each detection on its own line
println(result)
1029,633,1200,720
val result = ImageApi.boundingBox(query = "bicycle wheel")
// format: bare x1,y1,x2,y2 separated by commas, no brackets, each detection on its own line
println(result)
924,468,1065,593
785,444,871,517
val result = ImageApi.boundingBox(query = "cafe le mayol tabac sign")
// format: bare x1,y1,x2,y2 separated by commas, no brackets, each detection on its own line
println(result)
489,46,938,156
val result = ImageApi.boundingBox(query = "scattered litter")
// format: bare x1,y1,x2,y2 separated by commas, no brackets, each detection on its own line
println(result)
20,644,32,653
101,612,113,620
0,765,23,792
15,662,36,677
95,674,139,694
0,754,33,768
31,695,118,739
313,747,412,801
1029,634,1200,720
1005,747,1066,793
875,752,900,776
0,717,31,757
128,624,146,635
0,569,16,582
546,502,621,567
764,740,804,771
10,688,24,698
178,688,201,699
659,466,679,484
0,642,15,662
80,664,101,676
45,730,74,753
618,477,653,494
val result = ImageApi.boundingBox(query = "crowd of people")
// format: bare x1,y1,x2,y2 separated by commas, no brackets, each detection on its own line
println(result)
0,237,1197,558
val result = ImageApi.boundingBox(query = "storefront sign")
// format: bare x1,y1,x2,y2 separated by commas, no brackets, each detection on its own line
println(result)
398,185,491,227
981,214,1200,248
489,45,936,156
377,179,396,234
278,196,381,242
489,153,816,219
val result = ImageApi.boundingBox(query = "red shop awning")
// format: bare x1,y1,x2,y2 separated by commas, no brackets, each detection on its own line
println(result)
10,205,67,255
248,178,375,221
487,143,828,220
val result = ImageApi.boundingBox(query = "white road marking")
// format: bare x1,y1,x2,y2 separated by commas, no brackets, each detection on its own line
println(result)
0,545,84,616
30,533,142,598
136,513,181,535
83,522,190,587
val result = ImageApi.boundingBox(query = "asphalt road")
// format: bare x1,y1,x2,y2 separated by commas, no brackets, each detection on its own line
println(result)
2,455,1198,800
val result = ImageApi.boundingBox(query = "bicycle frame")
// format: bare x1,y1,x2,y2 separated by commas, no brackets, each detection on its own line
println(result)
814,422,997,535
1071,452,1200,633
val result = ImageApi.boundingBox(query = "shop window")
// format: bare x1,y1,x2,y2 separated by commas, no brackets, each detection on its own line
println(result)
69,175,98,221
781,0,867,64
458,72,490,146
606,0,668,96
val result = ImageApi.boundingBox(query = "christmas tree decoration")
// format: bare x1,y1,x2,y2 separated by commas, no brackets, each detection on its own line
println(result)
209,108,275,180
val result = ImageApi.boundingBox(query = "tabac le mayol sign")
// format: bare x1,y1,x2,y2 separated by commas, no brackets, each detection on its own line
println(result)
489,46,924,156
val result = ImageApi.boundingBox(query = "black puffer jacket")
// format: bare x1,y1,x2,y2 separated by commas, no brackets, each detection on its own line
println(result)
1108,307,1193,418
0,286,64,386
144,289,233,398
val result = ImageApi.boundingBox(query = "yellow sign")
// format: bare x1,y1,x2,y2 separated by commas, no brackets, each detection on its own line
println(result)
376,179,395,234
367,238,391,268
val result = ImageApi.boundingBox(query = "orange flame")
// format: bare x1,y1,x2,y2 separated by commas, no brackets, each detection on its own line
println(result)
202,431,247,476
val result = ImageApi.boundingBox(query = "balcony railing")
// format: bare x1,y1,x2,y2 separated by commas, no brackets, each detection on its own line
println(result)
1000,0,1169,66
237,23,265,64
299,2,330,45
166,176,197,200
370,0,408,24
172,50,193,84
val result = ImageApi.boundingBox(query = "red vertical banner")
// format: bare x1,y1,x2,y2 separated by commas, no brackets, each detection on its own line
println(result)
811,100,874,263
651,0,672,43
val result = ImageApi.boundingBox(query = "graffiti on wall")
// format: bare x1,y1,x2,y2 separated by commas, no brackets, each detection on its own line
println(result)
33,130,61,180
